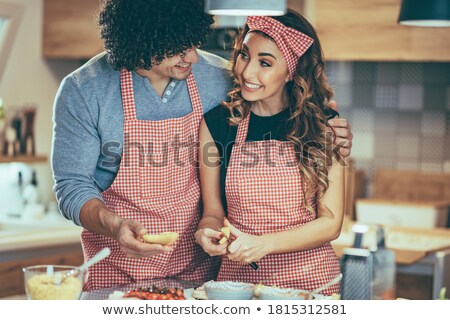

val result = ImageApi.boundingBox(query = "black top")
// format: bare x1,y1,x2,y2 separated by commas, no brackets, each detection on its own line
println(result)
203,105,339,211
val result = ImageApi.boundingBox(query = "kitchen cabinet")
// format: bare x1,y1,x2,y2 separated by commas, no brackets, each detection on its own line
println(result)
43,0,103,59
288,0,450,61
43,0,450,61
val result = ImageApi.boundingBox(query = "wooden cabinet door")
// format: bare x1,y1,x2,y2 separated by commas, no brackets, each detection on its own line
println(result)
289,0,450,61
43,0,103,59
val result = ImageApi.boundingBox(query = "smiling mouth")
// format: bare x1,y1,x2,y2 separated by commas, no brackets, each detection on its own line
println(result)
175,63,190,70
243,81,262,90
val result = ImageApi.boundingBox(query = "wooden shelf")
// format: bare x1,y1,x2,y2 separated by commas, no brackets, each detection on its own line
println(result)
0,155,48,163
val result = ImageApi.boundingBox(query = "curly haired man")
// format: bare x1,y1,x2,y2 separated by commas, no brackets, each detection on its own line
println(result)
51,0,353,290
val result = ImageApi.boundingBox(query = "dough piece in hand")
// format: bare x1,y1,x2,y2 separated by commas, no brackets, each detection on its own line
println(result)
218,227,230,245
143,232,179,245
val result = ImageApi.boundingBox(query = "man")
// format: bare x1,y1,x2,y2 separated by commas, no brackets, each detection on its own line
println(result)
51,0,353,290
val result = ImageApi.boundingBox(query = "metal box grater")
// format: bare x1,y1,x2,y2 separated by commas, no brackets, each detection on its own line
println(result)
340,248,373,300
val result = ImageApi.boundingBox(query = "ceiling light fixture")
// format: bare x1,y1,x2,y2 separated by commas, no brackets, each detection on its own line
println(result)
205,0,286,16
398,0,450,27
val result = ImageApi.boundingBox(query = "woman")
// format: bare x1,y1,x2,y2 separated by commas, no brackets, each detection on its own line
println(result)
194,10,344,295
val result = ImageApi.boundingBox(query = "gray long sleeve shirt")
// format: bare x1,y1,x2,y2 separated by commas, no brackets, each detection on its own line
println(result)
51,50,232,226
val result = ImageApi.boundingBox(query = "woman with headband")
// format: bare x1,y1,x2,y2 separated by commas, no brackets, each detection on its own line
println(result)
194,10,343,294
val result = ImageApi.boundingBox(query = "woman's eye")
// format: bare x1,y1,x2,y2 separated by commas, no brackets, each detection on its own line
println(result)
239,51,248,60
260,60,271,67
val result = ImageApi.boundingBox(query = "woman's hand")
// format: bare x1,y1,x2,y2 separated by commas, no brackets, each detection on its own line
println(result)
195,228,228,256
225,219,270,264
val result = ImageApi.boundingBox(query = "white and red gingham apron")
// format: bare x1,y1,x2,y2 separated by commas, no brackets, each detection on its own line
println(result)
217,114,341,295
81,69,218,290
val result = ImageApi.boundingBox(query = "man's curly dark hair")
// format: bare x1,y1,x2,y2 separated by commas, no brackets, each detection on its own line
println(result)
98,0,214,70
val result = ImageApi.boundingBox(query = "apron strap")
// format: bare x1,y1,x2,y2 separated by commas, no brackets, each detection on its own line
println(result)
120,68,137,121
186,73,204,117
235,113,250,145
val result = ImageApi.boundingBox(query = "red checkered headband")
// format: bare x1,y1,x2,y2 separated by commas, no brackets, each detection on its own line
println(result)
246,16,314,80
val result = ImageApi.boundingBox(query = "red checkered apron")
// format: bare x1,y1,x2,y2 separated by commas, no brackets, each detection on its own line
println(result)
81,69,219,290
217,114,341,295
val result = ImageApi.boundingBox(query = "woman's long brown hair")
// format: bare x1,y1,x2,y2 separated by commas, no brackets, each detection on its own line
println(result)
223,10,338,212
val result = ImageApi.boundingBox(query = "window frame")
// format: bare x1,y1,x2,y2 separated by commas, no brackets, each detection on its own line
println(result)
0,2,24,81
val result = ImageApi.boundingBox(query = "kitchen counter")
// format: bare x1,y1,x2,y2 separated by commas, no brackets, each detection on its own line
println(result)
0,218,82,255
331,219,450,299
0,217,84,297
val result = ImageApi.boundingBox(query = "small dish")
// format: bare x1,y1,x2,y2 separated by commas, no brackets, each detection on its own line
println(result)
257,286,311,300
204,281,254,300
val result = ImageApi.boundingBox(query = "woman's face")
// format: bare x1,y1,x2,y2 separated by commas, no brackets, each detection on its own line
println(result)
235,32,289,105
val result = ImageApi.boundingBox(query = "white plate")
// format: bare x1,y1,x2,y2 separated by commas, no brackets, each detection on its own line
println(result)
183,287,334,300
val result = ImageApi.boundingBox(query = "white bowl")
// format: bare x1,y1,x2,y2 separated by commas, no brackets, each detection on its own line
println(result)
258,286,311,300
204,281,254,300
23,265,84,300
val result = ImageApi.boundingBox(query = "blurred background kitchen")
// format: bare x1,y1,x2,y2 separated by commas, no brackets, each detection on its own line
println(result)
0,0,449,300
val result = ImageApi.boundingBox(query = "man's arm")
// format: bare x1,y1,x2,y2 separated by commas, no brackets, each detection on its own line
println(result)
52,76,105,226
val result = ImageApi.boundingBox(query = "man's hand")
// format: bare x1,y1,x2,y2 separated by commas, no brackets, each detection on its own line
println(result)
115,219,174,258
328,100,353,157
80,199,173,259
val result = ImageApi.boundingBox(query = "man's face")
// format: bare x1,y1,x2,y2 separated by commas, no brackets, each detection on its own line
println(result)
151,47,199,81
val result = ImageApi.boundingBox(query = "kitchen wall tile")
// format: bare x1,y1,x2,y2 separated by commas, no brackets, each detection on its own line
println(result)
396,134,420,159
351,108,375,132
376,63,399,84
353,62,377,84
397,111,422,134
398,85,424,111
375,85,399,109
421,136,445,161
396,160,420,171
326,62,353,84
332,83,352,109
374,110,398,133
374,158,396,171
351,132,374,159
421,111,446,136
423,63,448,85
334,62,449,194
400,63,424,84
352,84,374,108
374,134,397,158
420,162,443,172
423,86,447,111
354,158,375,192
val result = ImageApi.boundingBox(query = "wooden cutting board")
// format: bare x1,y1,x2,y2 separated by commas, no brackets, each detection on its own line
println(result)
374,169,450,203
